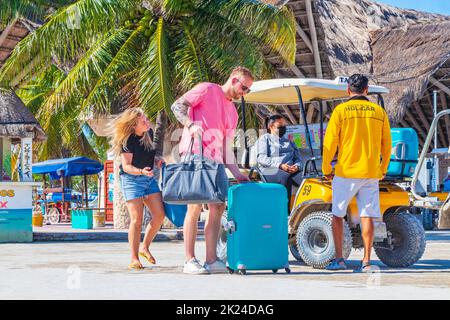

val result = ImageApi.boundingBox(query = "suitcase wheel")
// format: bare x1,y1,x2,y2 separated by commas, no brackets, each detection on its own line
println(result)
227,267,234,274
237,269,246,275
272,269,278,274
285,268,291,274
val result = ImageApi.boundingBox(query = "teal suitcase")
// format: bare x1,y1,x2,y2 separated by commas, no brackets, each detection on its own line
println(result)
387,128,419,178
226,183,290,275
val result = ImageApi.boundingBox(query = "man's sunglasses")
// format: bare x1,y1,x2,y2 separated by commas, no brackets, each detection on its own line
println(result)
236,78,251,93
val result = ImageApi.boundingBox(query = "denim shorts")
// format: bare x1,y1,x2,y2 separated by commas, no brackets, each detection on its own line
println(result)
120,172,161,201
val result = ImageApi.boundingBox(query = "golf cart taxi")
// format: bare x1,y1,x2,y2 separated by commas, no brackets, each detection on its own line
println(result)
221,77,426,269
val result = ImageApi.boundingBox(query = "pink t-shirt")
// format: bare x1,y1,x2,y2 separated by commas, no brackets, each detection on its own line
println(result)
178,83,238,163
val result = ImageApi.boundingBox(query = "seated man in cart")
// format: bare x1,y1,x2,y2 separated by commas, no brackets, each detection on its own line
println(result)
256,114,303,209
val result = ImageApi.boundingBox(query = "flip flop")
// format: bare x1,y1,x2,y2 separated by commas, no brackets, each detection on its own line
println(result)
139,251,156,264
360,262,373,273
128,261,144,270
326,258,347,270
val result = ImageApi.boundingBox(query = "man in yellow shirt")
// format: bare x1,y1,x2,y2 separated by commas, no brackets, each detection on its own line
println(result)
322,74,392,272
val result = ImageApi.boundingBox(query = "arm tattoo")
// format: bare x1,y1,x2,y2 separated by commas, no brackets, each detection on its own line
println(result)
171,97,192,126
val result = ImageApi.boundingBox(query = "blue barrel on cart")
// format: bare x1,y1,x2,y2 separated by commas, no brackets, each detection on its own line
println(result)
386,128,419,178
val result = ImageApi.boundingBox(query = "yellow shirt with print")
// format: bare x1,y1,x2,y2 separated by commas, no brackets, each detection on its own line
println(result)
322,97,392,179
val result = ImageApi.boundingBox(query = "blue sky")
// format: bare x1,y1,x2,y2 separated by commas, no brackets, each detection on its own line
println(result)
375,0,450,15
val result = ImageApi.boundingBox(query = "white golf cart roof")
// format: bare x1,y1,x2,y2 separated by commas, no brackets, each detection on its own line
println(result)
240,77,389,105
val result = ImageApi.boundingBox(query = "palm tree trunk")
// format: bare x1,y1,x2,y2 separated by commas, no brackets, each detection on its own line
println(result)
152,110,168,180
113,155,129,229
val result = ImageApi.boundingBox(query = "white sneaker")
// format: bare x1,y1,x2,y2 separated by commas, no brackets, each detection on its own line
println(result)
204,259,228,274
183,258,209,275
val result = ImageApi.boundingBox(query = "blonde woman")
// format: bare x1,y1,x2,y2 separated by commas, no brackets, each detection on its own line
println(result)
111,108,166,270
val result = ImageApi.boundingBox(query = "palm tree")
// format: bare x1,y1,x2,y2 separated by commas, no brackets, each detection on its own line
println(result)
0,0,296,228
17,65,106,160
1,1,73,28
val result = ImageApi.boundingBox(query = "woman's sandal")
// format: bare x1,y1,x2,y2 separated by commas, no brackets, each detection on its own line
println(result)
128,261,144,270
139,251,156,264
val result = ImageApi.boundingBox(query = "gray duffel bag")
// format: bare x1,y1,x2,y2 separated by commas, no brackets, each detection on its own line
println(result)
161,136,228,204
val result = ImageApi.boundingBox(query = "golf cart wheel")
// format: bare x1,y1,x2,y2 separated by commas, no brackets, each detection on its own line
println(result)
375,211,426,268
47,207,61,224
296,211,352,269
216,213,228,262
289,243,303,262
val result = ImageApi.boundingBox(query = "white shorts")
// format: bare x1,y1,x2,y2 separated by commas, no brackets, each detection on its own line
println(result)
332,176,381,218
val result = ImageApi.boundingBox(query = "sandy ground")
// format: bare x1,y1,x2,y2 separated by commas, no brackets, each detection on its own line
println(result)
0,231,449,300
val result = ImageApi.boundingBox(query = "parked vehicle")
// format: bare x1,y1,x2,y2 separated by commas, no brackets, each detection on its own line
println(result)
218,77,426,269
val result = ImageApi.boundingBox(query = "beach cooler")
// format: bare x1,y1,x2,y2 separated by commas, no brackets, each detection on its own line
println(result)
226,183,290,275
386,128,419,178
71,209,93,229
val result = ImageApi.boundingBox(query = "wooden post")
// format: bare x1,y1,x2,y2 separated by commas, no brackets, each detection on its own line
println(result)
305,0,323,79
43,174,48,215
61,176,65,203
20,137,33,182
84,175,88,208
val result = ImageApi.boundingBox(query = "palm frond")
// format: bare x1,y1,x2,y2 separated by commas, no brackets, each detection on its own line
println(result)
191,11,270,80
0,0,47,25
38,27,132,123
0,0,139,85
37,98,99,160
81,25,147,116
172,21,209,93
200,0,296,64
137,16,174,120
81,123,109,161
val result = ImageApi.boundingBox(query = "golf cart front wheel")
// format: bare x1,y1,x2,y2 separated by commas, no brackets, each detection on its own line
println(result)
296,211,352,269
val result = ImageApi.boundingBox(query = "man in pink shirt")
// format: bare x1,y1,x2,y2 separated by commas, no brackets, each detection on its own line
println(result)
171,66,253,274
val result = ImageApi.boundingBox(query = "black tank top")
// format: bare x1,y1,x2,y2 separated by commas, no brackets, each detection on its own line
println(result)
120,129,156,172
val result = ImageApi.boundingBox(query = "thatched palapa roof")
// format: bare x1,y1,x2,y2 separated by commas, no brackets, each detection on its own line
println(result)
314,0,449,77
0,88,47,142
260,0,449,123
262,0,450,149
0,18,38,68
371,21,450,131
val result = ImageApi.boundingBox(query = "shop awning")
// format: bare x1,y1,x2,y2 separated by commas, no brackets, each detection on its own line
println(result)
32,156,103,179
